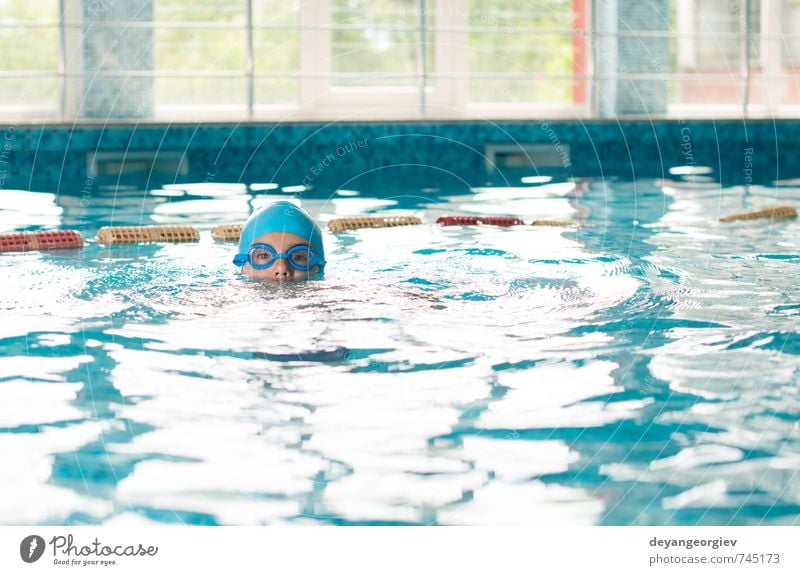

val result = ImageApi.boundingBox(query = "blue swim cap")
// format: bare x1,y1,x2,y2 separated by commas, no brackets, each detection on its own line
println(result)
235,201,325,273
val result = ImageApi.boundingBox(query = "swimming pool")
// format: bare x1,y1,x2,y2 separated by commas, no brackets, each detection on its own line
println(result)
2,174,798,526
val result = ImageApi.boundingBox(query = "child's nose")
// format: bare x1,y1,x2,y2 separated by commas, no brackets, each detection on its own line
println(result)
272,258,292,279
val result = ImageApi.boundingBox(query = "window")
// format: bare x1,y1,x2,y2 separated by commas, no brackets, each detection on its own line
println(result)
0,0,60,117
253,0,299,108
155,0,247,117
3,0,799,121
300,0,458,118
468,0,580,110
673,0,758,109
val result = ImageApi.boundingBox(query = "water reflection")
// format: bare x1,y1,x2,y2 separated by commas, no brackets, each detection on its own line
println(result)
1,178,797,525
617,181,800,522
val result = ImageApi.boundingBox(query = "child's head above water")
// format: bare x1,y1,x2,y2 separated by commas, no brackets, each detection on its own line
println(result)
233,201,326,281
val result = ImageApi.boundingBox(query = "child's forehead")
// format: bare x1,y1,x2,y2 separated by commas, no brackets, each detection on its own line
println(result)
251,231,310,248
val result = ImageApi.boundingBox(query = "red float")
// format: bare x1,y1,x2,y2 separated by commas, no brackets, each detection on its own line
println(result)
0,230,84,253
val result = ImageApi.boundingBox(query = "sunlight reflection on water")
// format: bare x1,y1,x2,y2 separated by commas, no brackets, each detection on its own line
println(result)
1,180,798,525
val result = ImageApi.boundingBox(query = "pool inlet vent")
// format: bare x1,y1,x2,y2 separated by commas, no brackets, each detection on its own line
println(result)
719,206,797,223
0,230,84,253
436,215,524,227
97,225,201,245
211,224,243,242
328,216,422,233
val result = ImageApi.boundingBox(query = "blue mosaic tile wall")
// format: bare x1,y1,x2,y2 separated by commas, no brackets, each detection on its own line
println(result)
81,0,154,119
1,120,796,194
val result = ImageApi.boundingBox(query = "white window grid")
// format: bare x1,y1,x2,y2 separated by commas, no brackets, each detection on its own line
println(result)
0,0,797,121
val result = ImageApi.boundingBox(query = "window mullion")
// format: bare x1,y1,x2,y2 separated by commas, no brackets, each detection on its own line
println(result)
760,0,783,115
246,0,254,118
298,0,332,115
438,0,468,114
62,0,83,121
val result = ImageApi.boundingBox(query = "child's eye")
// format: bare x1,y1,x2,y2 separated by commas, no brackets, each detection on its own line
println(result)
290,250,310,265
250,248,274,264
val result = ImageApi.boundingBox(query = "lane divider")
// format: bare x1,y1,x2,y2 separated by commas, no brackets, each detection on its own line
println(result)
327,216,422,233
719,206,797,223
0,230,84,253
436,215,524,227
211,224,243,242
5,206,795,253
97,225,200,245
531,219,573,227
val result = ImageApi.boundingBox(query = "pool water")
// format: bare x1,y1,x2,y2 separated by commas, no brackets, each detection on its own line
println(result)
1,176,799,526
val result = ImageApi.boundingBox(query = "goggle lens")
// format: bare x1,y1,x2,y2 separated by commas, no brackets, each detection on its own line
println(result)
249,246,276,268
245,244,316,271
289,248,311,269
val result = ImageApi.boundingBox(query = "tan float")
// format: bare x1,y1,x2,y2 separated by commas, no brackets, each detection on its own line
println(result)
530,220,574,227
328,216,422,233
97,225,200,245
211,224,244,242
719,206,797,223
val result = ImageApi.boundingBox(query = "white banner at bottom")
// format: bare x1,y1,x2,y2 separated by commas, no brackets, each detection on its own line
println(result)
1,526,797,575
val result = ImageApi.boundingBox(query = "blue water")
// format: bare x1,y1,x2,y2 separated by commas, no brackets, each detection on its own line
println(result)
1,175,799,525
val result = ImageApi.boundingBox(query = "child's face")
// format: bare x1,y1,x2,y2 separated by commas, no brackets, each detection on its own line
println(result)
240,231,319,282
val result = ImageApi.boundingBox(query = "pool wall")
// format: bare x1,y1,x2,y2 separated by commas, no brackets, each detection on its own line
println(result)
1,120,797,192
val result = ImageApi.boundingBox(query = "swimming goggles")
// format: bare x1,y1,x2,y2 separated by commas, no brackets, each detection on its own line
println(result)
233,243,323,272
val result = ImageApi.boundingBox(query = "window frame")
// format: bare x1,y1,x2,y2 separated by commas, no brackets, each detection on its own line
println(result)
5,0,800,121
292,0,468,120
